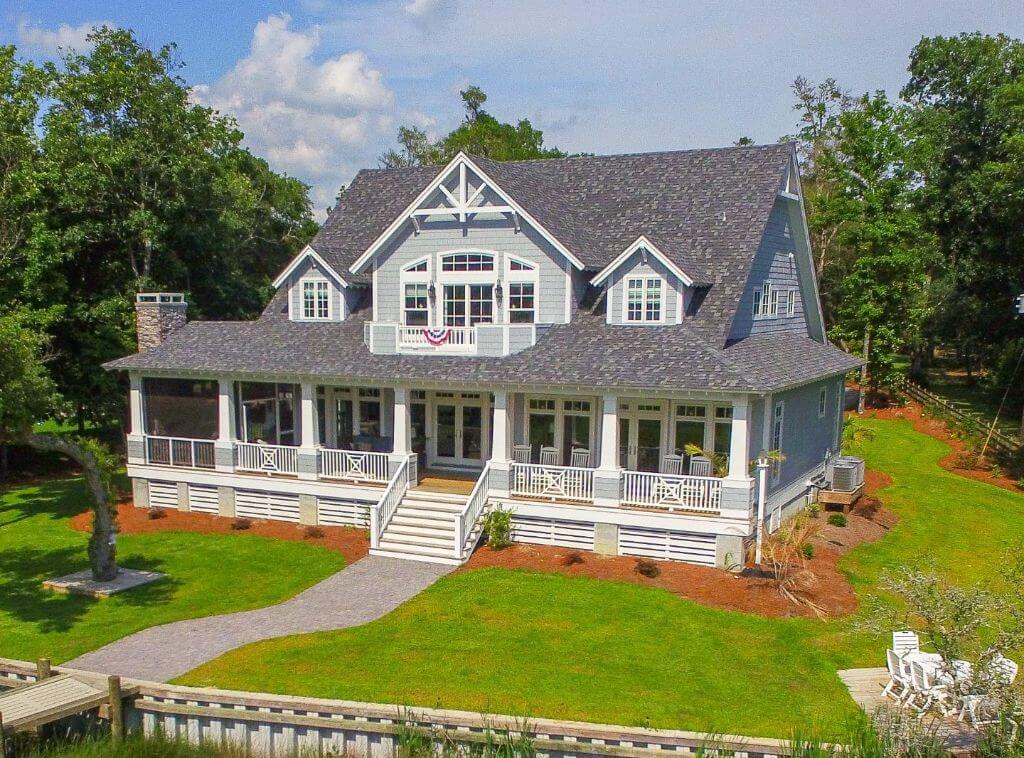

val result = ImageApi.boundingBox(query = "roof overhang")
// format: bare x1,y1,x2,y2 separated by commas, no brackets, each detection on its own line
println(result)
272,245,349,289
349,152,585,275
591,236,696,287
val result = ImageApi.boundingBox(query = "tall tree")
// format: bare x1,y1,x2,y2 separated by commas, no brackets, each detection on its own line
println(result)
379,85,567,167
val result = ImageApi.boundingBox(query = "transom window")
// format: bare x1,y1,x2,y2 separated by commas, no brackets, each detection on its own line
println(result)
405,259,428,273
441,252,494,272
301,279,330,320
508,282,535,323
509,258,535,271
404,283,429,326
564,400,591,413
626,277,663,322
676,404,706,419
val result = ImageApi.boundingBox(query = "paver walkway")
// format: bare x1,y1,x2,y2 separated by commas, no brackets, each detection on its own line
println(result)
66,556,451,682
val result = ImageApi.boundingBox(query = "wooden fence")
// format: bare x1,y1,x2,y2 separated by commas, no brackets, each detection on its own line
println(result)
0,657,792,757
893,377,1021,457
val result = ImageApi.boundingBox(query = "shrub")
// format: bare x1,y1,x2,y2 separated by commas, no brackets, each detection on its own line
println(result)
635,559,661,578
952,450,979,470
146,508,167,520
1017,477,1024,491
230,518,251,531
562,551,584,566
303,526,325,539
805,501,822,519
760,514,822,614
989,464,1004,479
800,542,815,560
482,506,513,549
827,513,847,528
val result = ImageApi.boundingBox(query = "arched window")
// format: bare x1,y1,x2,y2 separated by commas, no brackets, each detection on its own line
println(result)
440,252,494,272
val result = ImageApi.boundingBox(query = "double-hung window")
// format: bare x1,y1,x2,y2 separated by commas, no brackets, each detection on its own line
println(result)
301,279,330,320
404,283,429,326
626,277,663,322
753,280,773,319
771,401,785,480
508,282,535,323
818,386,828,417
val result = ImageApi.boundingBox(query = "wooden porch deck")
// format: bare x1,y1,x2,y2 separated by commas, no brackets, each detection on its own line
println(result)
415,469,478,495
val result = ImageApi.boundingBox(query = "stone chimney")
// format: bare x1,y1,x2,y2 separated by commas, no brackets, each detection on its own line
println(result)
135,293,187,351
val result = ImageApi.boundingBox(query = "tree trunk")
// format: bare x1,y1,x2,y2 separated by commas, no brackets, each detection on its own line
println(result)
858,327,871,414
0,444,7,482
23,433,117,581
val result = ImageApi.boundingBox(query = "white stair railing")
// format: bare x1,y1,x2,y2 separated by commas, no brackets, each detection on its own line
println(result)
621,471,722,514
370,458,410,549
318,449,390,483
144,435,216,469
235,442,299,475
454,463,491,561
510,463,594,502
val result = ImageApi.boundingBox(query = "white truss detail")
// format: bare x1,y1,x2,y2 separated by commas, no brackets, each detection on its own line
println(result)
410,160,515,223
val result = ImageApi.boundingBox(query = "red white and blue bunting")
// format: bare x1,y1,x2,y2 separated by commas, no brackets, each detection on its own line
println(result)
423,327,451,346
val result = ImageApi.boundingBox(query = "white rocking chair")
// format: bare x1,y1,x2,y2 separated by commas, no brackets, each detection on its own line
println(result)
570,448,591,467
688,455,713,477
539,446,560,466
512,444,531,464
661,454,684,475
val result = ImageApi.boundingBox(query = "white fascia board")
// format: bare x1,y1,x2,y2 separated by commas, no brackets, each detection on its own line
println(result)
348,152,585,275
591,235,695,287
272,246,349,289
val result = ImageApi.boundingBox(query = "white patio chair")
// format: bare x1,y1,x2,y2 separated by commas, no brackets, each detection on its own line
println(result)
661,454,683,475
909,660,951,715
688,455,713,477
893,631,920,659
539,446,560,466
570,448,591,468
994,653,1019,685
882,649,913,703
512,444,531,464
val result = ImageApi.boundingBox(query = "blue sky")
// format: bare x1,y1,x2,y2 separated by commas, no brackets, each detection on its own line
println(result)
4,1,1023,217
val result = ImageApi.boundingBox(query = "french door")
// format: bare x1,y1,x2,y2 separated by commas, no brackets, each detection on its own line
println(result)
619,404,664,472
431,392,488,468
443,284,494,326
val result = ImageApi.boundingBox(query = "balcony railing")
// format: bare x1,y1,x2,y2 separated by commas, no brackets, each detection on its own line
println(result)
145,436,215,469
511,463,594,503
319,449,390,483
235,442,299,475
621,471,722,514
398,325,476,352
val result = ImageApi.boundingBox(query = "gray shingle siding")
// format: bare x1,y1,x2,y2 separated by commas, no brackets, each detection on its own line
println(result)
728,199,807,341
770,377,842,494
605,251,686,325
285,257,346,322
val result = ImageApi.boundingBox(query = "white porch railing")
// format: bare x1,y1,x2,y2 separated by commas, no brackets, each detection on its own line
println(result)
235,442,299,475
319,449,390,483
621,471,722,514
370,457,410,549
397,326,476,352
455,462,491,561
144,435,215,469
510,463,594,503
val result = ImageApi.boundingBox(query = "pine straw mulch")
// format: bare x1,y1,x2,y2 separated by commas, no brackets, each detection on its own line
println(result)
864,401,1024,494
70,500,370,564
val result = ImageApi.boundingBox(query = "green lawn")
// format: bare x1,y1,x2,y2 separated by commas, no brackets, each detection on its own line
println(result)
0,477,346,663
179,419,1024,738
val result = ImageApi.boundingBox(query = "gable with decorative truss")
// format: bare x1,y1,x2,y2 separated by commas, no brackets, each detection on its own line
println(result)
349,153,584,274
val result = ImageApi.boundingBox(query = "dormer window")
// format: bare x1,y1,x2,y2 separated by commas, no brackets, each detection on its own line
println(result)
753,280,778,320
301,278,330,320
625,276,663,323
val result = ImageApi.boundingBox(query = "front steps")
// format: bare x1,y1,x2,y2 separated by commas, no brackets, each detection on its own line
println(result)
370,489,470,565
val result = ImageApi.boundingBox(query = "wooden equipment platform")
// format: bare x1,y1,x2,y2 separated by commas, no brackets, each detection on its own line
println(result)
818,482,864,510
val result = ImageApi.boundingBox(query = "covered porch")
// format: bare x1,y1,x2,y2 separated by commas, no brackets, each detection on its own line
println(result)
125,375,756,518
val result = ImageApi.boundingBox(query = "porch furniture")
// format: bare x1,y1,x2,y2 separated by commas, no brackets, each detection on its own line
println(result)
908,659,951,714
957,656,1017,727
882,649,913,703
570,448,591,467
688,455,713,477
512,444,531,464
892,631,920,658
539,446,560,465
661,454,683,475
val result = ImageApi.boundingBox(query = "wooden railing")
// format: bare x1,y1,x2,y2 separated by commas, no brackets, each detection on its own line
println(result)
397,325,476,352
621,471,722,514
234,442,299,475
510,463,594,502
455,463,491,561
370,457,409,549
318,449,389,483
144,436,215,469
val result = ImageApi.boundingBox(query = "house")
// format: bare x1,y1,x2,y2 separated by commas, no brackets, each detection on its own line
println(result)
105,144,860,568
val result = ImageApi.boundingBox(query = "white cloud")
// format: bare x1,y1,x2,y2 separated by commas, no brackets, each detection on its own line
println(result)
16,19,113,55
403,0,458,31
194,14,395,218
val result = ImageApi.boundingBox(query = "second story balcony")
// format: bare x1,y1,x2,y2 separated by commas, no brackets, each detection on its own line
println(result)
363,322,543,357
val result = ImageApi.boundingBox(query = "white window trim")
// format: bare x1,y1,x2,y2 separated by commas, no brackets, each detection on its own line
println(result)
400,255,432,326
522,393,597,461
622,275,666,324
787,288,797,317
505,256,539,325
297,275,332,321
753,280,775,320
771,400,785,482
436,249,498,282
818,386,828,418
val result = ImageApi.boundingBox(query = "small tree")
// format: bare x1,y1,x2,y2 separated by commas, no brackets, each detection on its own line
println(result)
0,311,119,580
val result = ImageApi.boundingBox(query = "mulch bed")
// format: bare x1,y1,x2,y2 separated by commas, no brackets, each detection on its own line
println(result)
70,501,370,564
865,402,1024,494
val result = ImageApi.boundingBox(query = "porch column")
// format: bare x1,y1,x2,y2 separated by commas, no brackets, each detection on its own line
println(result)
126,373,145,464
726,396,750,480
488,390,512,497
720,394,755,526
593,394,622,506
214,378,237,472
392,387,411,455
298,382,318,480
